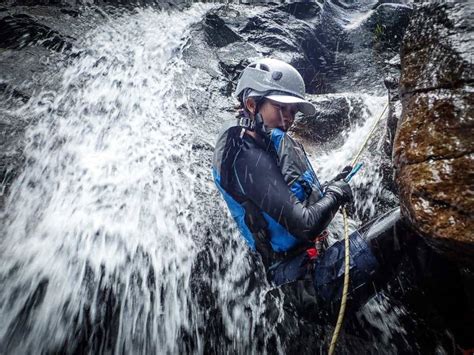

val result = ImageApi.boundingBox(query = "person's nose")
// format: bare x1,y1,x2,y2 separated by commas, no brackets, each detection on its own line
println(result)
281,107,295,122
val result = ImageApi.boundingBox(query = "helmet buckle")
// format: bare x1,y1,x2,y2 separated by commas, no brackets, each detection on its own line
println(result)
238,116,255,130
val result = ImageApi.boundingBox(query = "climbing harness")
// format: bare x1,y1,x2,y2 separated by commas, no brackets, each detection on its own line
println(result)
328,102,389,355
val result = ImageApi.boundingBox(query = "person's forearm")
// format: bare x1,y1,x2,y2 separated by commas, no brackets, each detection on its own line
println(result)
288,193,341,240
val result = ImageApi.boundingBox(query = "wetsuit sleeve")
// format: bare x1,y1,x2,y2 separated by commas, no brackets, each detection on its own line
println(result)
234,143,342,241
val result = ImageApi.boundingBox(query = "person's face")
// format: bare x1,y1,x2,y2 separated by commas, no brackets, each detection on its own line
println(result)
245,98,298,132
259,99,298,131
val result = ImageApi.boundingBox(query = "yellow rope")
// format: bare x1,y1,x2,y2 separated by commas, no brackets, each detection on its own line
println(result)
350,103,389,167
328,207,350,355
328,102,389,355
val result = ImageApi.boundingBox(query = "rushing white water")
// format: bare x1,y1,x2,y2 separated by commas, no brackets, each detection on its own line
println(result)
302,93,396,240
0,5,222,354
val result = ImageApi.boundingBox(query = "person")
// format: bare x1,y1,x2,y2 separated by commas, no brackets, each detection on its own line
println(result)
212,58,392,306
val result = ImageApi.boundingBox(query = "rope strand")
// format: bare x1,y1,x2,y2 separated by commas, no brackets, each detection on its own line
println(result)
328,207,350,355
328,102,389,355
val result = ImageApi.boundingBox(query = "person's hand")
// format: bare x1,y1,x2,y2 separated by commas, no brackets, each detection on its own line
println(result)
333,165,353,182
324,180,353,204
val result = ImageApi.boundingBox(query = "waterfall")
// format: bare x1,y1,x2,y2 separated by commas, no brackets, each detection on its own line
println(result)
302,93,396,239
0,5,218,354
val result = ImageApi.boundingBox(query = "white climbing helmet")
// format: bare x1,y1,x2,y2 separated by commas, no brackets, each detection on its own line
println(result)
235,58,316,116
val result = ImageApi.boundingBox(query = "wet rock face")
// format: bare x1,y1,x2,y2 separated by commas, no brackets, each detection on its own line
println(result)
394,2,474,263
203,4,322,94
204,2,412,95
291,94,365,146
399,2,472,92
383,75,401,159
0,14,74,52
315,1,412,93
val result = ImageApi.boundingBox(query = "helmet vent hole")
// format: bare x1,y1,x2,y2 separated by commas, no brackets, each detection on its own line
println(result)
249,64,257,68
259,64,270,72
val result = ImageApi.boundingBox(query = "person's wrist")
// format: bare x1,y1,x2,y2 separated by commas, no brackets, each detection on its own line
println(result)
324,180,353,204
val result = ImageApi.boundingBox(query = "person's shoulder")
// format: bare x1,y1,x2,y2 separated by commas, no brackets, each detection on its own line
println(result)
237,136,276,168
216,120,241,137
214,120,244,150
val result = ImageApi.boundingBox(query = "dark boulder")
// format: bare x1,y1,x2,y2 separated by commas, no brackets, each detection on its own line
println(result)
364,3,412,52
202,5,323,94
276,1,321,21
216,41,259,80
202,2,411,95
204,12,242,48
314,1,412,93
0,14,74,52
291,94,366,146
399,3,471,92
393,2,474,263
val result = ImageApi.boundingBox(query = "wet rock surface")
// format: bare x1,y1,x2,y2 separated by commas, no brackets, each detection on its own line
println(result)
291,94,366,146
314,1,412,93
399,2,472,92
394,2,474,262
0,14,74,51
203,4,320,94
383,75,401,158
204,1,412,95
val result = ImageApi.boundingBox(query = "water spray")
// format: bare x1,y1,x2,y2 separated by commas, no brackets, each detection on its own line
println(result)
328,102,389,355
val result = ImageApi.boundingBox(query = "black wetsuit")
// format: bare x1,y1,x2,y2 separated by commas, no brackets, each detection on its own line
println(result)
213,125,343,248
213,123,379,303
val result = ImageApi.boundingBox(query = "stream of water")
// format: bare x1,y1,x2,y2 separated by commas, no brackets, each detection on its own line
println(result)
0,5,214,354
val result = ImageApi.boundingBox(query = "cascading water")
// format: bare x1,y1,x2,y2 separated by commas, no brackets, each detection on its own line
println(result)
302,94,397,237
0,3,419,355
0,5,220,354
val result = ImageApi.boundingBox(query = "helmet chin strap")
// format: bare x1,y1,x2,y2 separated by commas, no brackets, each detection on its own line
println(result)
254,112,268,136
278,106,285,130
253,94,272,137
239,93,269,137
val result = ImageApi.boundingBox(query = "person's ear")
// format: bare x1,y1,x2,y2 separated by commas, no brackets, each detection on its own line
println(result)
245,98,257,115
